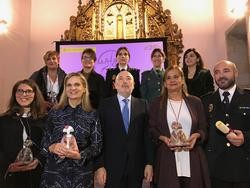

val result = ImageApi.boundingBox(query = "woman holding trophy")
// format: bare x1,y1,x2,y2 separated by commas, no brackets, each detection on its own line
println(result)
40,73,102,188
149,65,210,188
0,79,47,188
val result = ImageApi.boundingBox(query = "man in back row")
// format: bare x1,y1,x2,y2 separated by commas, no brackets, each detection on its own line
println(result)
203,60,250,188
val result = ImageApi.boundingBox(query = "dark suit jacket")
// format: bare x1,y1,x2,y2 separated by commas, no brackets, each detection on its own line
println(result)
140,69,164,102
149,95,210,188
105,66,141,98
96,96,154,187
79,70,107,109
202,88,250,182
185,68,214,98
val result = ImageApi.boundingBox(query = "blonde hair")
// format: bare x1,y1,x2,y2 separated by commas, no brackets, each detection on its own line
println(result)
55,72,92,112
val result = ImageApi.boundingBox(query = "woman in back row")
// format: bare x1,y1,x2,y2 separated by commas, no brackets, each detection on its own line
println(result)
182,48,214,98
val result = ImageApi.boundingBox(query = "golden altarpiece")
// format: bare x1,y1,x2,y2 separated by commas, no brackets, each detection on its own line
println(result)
62,0,183,65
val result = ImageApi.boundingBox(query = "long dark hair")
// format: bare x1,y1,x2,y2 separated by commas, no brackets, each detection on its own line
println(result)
4,79,46,119
116,46,130,58
182,48,204,77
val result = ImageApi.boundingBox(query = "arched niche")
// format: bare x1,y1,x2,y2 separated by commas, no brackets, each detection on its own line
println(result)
62,0,184,65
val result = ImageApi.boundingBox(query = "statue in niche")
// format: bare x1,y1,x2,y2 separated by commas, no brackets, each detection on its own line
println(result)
116,15,124,39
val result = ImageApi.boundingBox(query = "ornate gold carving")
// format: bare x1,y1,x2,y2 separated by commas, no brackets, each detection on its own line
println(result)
62,0,183,65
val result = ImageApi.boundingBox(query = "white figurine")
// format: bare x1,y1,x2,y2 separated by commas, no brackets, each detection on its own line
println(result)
62,125,74,149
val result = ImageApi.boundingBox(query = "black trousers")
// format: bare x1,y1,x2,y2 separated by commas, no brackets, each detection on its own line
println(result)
211,178,250,188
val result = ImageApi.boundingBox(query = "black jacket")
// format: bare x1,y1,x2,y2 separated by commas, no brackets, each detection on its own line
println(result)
202,88,250,182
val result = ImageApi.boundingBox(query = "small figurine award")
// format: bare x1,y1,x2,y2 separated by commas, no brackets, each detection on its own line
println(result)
16,139,33,164
62,125,74,149
169,121,188,147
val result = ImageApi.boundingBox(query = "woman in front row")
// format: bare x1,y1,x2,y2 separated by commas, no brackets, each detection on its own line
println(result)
149,65,210,188
0,79,47,188
40,73,102,188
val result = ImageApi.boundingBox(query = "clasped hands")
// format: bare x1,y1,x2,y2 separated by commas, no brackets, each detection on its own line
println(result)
160,133,200,151
49,136,81,160
7,158,39,173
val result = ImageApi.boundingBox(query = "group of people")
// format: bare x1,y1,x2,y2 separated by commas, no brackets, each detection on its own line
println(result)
0,45,249,188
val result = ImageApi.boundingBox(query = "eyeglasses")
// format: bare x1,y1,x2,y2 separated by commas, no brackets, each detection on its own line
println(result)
16,89,34,96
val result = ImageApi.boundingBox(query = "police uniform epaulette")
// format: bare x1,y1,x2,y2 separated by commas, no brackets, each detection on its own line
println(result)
200,91,214,99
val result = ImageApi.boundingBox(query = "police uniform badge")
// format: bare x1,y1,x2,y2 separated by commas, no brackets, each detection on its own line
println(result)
208,104,213,113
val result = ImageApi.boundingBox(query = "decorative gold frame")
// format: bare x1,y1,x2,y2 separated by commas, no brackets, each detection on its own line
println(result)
62,0,183,65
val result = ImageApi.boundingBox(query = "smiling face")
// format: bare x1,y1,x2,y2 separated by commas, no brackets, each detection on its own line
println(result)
213,60,238,90
184,50,198,68
15,84,35,108
65,76,86,104
81,53,95,73
164,68,184,93
152,51,164,69
45,54,59,70
114,71,134,98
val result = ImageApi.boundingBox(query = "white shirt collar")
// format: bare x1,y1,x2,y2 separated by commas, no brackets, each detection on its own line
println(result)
118,65,128,71
219,84,236,102
117,93,132,102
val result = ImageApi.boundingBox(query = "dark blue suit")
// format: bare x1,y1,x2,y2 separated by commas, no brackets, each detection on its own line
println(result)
96,96,154,188
202,88,250,184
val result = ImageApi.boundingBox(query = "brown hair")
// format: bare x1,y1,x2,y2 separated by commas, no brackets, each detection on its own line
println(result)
182,48,204,77
151,48,165,59
4,79,46,119
160,65,188,109
115,46,130,59
81,48,97,62
43,50,59,62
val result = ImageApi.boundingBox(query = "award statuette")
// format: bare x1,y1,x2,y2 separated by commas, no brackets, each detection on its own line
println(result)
169,121,188,147
62,125,74,149
16,139,33,164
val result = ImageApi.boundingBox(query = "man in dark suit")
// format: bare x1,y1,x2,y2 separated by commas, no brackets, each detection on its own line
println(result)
95,71,154,188
79,48,107,109
202,60,250,188
105,46,141,98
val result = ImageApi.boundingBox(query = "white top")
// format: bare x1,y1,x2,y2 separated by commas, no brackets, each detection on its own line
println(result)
167,99,192,177
117,94,131,121
46,74,59,95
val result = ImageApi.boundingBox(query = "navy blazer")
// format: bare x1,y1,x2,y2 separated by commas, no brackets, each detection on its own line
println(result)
96,96,154,187
202,87,250,182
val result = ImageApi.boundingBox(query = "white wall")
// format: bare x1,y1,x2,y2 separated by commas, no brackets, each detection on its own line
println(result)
0,0,31,112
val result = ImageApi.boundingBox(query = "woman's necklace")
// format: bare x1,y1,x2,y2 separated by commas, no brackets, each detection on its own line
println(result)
169,99,183,126
168,98,188,146
18,113,31,142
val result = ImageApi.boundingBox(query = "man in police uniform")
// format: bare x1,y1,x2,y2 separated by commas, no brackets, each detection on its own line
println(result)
202,60,250,188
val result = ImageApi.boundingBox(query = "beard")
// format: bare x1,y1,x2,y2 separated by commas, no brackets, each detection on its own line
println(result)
215,77,235,90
